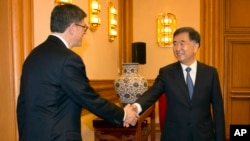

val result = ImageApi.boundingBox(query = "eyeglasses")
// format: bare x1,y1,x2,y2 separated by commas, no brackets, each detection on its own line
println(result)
75,24,88,32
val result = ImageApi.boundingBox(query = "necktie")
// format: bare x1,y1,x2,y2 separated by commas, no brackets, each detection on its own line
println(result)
186,67,193,99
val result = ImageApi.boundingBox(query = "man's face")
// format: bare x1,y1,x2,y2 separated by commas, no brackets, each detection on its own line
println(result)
73,20,88,47
173,32,199,66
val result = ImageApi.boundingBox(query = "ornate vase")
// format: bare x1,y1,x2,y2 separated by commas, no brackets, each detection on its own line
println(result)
114,63,148,105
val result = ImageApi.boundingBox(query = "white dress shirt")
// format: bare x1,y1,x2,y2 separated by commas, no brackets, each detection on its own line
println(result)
134,60,198,114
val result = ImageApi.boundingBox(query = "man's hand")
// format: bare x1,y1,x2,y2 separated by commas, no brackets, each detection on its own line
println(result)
123,104,139,127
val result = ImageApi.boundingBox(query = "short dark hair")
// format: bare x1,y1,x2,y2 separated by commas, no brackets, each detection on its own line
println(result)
50,4,87,33
173,27,200,47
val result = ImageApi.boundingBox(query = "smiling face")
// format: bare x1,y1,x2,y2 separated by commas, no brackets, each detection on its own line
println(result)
173,32,199,66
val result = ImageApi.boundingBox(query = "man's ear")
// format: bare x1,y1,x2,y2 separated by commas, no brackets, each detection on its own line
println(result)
67,23,76,35
194,42,199,52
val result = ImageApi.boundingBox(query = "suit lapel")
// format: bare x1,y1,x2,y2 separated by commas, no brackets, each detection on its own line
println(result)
192,62,204,101
172,63,191,102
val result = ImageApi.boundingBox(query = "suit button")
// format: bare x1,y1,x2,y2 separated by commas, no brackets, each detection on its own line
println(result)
187,122,191,126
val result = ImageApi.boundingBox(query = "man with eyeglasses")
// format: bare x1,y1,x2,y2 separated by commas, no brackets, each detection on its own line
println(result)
75,23,88,32
16,4,139,141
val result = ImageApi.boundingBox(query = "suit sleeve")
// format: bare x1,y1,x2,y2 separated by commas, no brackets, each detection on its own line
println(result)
136,68,165,113
211,69,226,141
16,81,25,136
61,54,124,127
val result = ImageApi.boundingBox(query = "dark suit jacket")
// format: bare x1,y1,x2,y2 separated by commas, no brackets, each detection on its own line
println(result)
17,35,124,141
136,62,225,141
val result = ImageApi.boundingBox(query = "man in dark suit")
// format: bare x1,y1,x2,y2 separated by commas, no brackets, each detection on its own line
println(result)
133,27,225,141
16,4,138,141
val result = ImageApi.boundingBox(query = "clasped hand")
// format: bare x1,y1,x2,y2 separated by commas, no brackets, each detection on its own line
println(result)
123,104,139,127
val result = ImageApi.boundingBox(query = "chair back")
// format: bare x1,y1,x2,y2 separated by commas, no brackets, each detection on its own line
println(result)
158,94,167,131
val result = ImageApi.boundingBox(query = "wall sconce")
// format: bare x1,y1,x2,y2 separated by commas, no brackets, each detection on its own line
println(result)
55,0,72,4
157,13,177,47
89,0,101,31
108,2,118,42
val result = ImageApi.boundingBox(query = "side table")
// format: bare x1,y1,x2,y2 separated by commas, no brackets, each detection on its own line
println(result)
93,104,155,141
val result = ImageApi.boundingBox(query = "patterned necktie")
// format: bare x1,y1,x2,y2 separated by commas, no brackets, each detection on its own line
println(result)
186,67,193,99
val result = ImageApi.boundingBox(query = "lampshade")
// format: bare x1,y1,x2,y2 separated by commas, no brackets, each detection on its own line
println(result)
108,2,118,41
89,0,101,31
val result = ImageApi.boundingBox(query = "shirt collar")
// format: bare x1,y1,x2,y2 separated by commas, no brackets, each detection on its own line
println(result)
180,60,197,72
50,33,69,49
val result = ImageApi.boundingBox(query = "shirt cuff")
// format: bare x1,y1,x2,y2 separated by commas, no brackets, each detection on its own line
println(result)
133,103,142,114
123,109,126,121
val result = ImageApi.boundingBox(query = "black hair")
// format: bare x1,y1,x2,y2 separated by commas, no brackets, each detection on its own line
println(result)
173,27,200,47
50,4,87,33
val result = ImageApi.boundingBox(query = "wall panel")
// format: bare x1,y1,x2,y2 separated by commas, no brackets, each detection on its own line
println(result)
225,0,250,33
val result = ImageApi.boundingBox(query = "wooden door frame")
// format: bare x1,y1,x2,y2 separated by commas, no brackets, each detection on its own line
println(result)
200,0,229,138
200,0,225,97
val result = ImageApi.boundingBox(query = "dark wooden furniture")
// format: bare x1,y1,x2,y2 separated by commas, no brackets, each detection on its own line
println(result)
93,104,155,141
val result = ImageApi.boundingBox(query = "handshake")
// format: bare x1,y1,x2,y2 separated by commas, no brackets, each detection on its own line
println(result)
123,104,139,127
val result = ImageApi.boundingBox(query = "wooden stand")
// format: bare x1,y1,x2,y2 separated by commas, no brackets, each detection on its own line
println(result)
93,104,155,141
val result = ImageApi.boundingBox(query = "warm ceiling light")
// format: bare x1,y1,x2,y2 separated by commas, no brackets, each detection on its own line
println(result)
89,0,101,31
157,13,177,47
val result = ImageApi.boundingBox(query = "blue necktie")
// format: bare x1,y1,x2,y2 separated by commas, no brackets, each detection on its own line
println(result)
186,67,193,99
